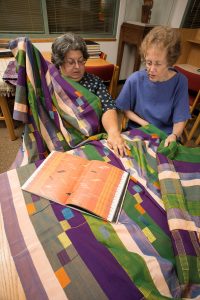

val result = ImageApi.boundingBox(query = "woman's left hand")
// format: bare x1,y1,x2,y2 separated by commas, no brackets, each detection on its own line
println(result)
107,133,130,157
164,133,177,147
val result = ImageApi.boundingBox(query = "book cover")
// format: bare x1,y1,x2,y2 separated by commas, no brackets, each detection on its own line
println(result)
22,151,130,223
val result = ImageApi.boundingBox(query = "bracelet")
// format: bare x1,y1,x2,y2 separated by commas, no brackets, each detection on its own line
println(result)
172,133,178,139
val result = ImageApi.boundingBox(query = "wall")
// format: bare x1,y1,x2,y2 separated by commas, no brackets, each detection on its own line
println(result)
34,0,189,80
124,0,188,29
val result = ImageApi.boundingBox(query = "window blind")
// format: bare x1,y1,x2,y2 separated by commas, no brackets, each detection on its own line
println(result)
46,0,117,35
0,0,44,32
0,0,118,37
182,0,200,28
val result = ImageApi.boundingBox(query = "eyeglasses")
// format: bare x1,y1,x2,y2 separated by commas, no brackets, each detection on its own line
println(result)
64,58,86,67
145,60,167,68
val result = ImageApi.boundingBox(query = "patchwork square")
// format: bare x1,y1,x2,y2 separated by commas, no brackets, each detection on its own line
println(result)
135,203,145,214
60,220,71,231
29,132,35,142
76,97,84,106
75,90,82,97
134,193,142,204
57,249,71,265
57,132,64,141
99,225,110,239
55,267,71,288
62,207,74,220
142,227,156,243
26,203,36,215
133,184,142,193
58,232,71,249
31,194,40,202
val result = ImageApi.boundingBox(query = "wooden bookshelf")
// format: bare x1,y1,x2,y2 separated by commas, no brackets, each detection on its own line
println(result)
176,28,200,68
187,39,200,45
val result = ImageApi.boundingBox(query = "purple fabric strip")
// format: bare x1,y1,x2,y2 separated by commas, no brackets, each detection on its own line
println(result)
127,128,161,146
0,172,48,299
16,65,26,86
173,160,200,173
39,59,61,123
140,190,170,235
48,64,78,98
156,152,168,164
171,229,199,257
157,153,200,173
68,217,143,299
2,60,18,85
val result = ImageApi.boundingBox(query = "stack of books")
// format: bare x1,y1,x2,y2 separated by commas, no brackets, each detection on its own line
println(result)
86,40,101,59
0,49,13,58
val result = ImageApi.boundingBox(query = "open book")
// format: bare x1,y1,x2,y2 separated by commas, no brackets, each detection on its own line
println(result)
22,151,130,223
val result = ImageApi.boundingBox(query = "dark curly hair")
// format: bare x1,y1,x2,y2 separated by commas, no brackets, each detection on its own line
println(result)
140,26,181,66
51,32,89,68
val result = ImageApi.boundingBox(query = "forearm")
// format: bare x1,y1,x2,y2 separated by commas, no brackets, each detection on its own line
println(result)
102,109,121,135
125,110,149,126
171,121,185,138
102,109,129,157
164,121,186,147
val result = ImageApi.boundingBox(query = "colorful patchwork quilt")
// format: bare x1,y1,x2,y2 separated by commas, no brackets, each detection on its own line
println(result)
1,127,200,299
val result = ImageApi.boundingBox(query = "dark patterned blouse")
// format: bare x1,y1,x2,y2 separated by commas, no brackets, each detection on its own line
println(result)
79,72,116,113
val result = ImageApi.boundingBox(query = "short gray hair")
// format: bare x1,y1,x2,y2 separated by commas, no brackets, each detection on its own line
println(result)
51,32,89,68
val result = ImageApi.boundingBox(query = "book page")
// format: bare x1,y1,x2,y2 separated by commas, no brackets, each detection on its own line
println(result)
68,160,129,222
22,151,90,204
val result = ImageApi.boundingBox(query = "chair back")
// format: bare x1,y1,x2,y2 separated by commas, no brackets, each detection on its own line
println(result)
174,65,200,110
174,65,200,92
174,64,200,145
99,52,107,60
85,64,119,99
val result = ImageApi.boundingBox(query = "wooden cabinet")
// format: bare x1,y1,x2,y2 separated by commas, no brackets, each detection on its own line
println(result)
176,28,200,68
116,22,154,76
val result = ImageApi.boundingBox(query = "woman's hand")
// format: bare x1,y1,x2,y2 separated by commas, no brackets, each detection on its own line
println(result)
164,133,177,147
164,122,185,147
102,109,130,157
107,132,130,157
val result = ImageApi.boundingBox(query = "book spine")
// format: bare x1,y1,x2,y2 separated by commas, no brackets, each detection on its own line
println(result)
107,172,129,222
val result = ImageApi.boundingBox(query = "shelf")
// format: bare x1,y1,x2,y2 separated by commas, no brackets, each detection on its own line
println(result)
187,39,200,45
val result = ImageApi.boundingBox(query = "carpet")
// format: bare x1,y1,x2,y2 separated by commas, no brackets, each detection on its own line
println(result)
0,122,23,173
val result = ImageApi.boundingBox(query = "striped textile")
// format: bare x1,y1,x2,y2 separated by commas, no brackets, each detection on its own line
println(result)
9,37,103,163
1,127,200,299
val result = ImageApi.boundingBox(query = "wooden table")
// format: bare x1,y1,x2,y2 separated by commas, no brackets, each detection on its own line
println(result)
117,21,154,75
42,51,112,67
0,57,16,140
0,208,26,299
